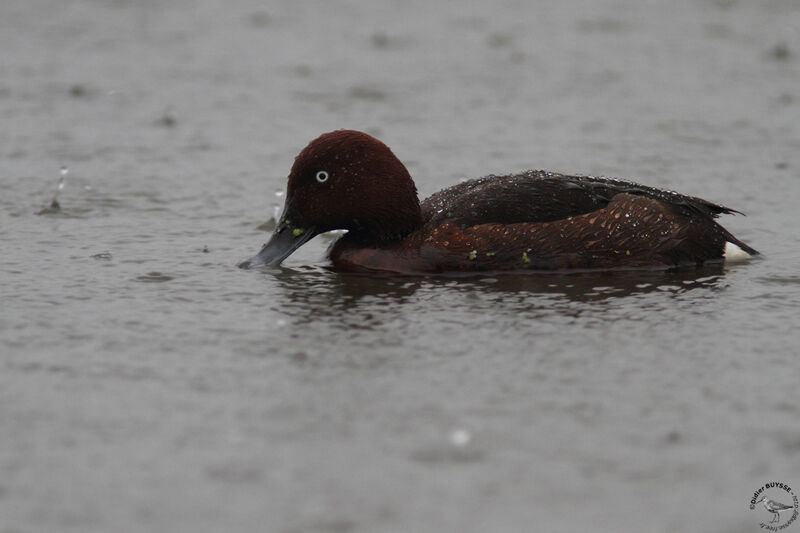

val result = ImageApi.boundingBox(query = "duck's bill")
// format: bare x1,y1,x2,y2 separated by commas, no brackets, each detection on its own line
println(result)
239,205,316,269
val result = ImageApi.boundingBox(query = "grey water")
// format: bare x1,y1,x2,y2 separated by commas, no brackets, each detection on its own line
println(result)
1,1,799,532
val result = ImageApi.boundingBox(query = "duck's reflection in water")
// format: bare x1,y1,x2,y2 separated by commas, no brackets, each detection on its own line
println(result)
266,263,730,329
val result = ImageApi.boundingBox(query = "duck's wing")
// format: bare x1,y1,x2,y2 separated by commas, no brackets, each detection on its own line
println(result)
421,171,741,228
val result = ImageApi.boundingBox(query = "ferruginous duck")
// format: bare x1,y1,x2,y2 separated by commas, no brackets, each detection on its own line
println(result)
239,130,758,273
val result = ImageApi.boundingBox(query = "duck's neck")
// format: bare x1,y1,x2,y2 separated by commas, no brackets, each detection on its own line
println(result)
346,197,422,244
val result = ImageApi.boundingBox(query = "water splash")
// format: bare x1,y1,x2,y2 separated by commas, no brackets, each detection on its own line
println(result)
255,190,287,231
271,190,283,222
37,166,68,214
52,166,68,206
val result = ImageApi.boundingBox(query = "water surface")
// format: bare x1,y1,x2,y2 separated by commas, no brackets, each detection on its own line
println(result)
1,1,799,531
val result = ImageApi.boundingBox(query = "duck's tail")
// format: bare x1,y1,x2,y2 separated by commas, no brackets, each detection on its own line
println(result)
723,237,759,263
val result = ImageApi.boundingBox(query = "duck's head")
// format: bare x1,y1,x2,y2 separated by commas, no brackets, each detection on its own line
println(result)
239,130,421,268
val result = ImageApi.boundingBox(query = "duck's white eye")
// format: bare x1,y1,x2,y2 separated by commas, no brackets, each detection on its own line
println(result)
315,170,330,183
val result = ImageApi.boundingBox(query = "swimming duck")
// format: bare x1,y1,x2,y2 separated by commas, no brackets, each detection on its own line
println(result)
239,130,758,273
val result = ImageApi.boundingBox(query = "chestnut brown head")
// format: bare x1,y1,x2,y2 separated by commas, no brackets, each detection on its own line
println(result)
240,130,422,268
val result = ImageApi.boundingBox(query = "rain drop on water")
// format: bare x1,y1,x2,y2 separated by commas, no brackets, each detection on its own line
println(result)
50,166,68,209
450,428,471,447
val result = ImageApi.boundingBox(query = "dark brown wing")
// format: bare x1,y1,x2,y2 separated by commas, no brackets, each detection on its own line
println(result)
421,171,741,229
414,194,741,271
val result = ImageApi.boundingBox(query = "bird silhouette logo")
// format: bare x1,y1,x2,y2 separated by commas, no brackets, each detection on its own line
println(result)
749,482,799,530
754,496,795,525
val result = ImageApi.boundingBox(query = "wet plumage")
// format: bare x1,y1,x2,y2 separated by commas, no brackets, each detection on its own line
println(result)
240,130,759,273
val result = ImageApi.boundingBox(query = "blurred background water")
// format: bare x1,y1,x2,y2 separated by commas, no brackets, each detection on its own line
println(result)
1,1,799,532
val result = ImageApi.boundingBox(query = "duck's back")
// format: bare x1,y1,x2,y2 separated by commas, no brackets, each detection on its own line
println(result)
396,171,758,272
420,171,740,228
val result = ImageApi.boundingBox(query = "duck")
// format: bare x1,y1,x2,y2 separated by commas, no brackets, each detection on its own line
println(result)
239,130,759,273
